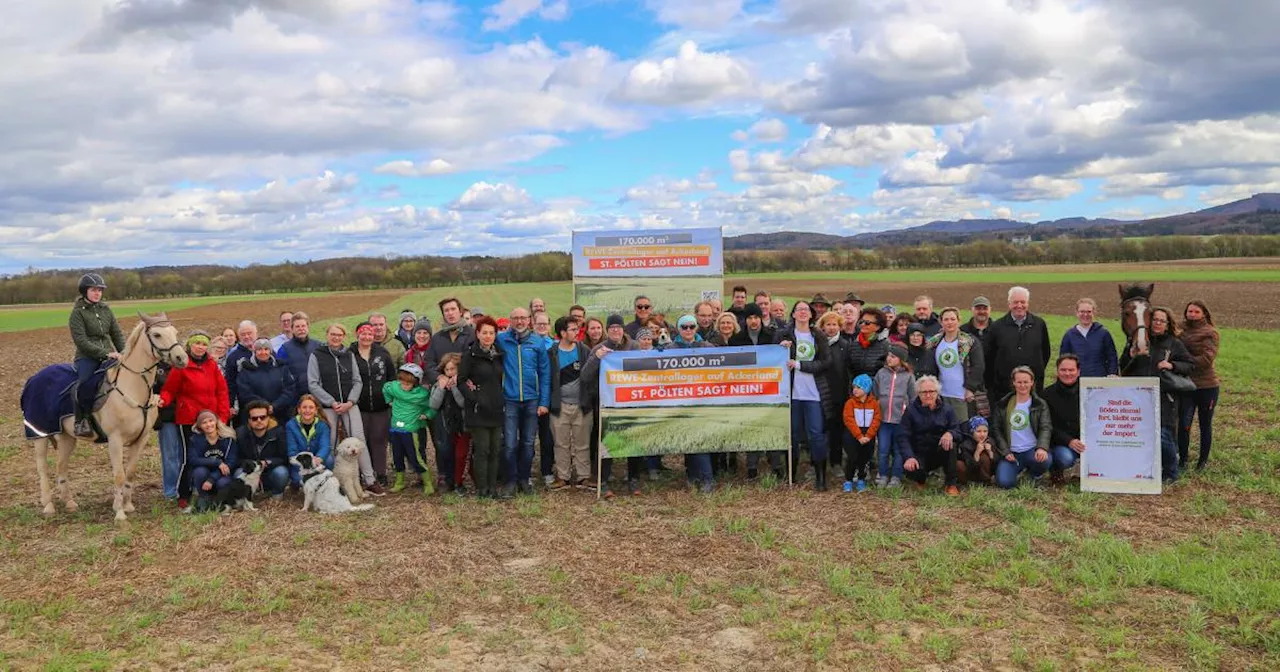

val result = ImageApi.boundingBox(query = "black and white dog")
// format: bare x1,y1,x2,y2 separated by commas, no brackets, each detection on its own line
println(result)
291,452,375,514
213,460,262,515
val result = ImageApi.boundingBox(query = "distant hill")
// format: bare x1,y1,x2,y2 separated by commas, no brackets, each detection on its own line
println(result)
724,193,1280,250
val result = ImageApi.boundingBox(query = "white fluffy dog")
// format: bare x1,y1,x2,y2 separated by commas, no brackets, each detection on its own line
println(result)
333,437,367,505
291,452,374,514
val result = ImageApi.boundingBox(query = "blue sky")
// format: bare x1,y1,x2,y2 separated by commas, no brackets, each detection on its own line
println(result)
1,0,1278,272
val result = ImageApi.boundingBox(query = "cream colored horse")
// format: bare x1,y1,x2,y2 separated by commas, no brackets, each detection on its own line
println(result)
33,313,188,521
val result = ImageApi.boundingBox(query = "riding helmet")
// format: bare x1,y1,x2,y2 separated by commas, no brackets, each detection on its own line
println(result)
78,273,107,296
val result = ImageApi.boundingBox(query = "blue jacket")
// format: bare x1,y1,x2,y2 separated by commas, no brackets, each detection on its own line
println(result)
1058,323,1118,378
187,434,238,471
496,329,551,406
276,336,322,394
285,417,333,468
236,355,298,423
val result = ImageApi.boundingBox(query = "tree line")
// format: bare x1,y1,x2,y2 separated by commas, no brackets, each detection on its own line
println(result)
1,234,1277,305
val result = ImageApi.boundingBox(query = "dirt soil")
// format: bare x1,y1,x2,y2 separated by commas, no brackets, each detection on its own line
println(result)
756,280,1277,331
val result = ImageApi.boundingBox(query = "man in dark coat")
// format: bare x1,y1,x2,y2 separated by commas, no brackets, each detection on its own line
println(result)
984,287,1051,400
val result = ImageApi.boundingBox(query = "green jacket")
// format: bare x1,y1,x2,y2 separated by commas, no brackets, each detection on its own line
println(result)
69,297,126,361
381,381,434,433
991,392,1053,459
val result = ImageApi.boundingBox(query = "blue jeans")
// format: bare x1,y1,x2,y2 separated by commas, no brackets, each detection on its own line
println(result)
262,465,289,495
1161,426,1178,482
190,466,232,495
1051,444,1079,472
503,400,539,486
995,450,1053,489
158,422,184,499
877,423,903,478
791,400,827,464
684,453,713,484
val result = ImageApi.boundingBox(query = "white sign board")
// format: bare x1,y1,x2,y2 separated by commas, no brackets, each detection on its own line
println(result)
1080,377,1162,495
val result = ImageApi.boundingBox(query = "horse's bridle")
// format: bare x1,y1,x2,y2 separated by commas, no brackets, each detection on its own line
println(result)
102,320,183,445
1121,298,1150,342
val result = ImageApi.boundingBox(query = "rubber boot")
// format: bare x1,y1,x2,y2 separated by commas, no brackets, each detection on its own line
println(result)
815,462,828,492
390,471,406,493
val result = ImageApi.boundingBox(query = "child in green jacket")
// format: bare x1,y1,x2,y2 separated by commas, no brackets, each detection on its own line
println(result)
381,363,436,494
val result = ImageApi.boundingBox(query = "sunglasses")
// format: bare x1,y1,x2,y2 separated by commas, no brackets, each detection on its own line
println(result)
248,415,269,421
858,319,875,326
680,324,698,330
636,304,652,310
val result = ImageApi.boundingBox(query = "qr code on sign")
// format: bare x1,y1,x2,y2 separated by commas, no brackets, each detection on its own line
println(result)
701,290,721,300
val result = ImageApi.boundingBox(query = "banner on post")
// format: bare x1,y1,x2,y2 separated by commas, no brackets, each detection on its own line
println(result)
598,346,791,459
1080,376,1162,495
572,228,723,317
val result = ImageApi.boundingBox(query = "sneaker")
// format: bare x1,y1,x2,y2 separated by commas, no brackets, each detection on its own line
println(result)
498,484,516,500
177,498,191,513
887,477,902,488
575,479,593,491
699,481,715,494
945,485,961,497
628,479,642,496
874,475,889,488
270,493,284,501
544,474,556,487
842,481,854,493
365,482,387,497
601,487,615,500
549,479,569,491
855,479,868,493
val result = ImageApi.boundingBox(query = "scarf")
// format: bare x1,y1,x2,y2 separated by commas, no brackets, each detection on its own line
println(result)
857,332,873,348
827,333,841,346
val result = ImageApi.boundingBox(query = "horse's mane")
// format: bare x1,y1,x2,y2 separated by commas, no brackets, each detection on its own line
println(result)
120,320,149,358
1119,284,1152,302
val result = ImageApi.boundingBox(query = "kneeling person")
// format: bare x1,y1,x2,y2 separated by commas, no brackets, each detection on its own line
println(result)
1042,354,1085,485
897,376,962,496
188,409,238,509
236,400,289,497
993,367,1053,488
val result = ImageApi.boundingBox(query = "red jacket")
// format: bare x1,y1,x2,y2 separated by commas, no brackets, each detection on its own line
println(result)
159,355,230,426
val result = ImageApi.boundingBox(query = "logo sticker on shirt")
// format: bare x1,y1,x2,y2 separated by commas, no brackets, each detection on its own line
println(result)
938,348,959,368
796,340,815,362
1010,409,1030,431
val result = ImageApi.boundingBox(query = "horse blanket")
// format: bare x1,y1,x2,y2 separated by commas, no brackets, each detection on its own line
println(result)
20,364,106,439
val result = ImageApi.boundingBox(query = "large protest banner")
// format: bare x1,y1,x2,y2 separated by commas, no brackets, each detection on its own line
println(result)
1080,377,1162,495
572,228,723,316
597,346,791,488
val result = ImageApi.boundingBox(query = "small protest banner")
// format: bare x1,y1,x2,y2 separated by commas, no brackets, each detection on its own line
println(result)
572,228,723,316
1080,376,1162,495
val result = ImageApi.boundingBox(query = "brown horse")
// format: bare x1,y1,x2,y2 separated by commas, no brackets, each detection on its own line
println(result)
27,313,188,521
1119,283,1155,362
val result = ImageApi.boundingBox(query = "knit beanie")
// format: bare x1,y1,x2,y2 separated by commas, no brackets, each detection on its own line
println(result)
413,318,433,335
852,374,874,395
744,303,763,318
400,310,417,323
635,328,653,342
968,416,989,432
195,409,218,427
252,337,272,351
606,314,625,329
677,314,697,328
887,342,908,362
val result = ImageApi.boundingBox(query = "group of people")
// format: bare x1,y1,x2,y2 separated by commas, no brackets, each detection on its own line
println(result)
67,274,1222,508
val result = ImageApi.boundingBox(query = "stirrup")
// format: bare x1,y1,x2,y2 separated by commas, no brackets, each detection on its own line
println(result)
73,418,96,438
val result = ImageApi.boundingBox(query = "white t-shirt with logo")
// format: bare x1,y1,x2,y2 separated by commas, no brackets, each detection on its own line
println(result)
1009,398,1036,453
792,331,821,402
935,338,964,400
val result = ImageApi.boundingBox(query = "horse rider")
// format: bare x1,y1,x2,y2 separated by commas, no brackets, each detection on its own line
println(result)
69,273,125,441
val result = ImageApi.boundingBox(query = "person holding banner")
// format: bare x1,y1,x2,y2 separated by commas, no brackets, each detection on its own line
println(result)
742,303,775,345
581,319,646,497
897,376,962,496
708,312,750,347
992,367,1054,489
669,314,718,492
777,301,832,490
1120,307,1194,483
624,296,653,339
1042,354,1085,485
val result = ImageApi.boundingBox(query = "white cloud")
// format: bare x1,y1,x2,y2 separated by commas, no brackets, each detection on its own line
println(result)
450,181,533,211
647,0,743,30
616,41,754,106
792,123,937,169
732,118,789,143
481,0,569,32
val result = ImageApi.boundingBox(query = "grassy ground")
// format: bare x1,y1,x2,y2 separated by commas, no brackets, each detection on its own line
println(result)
2,269,1278,669
738,267,1280,284
0,291,338,333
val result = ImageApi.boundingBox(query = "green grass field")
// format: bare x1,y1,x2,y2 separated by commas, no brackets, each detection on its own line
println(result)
602,405,790,458
575,276,718,316
0,291,338,333
3,266,1278,669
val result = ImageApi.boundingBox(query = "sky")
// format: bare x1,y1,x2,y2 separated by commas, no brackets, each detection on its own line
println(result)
2,0,1279,272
